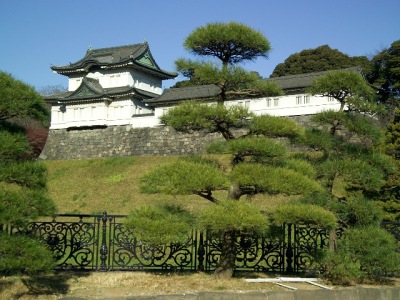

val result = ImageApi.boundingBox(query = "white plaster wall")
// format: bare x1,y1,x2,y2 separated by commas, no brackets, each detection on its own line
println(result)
67,68,163,94
128,69,162,94
50,103,107,129
49,98,155,129
50,94,342,130
67,75,84,91
130,115,161,128
225,94,341,116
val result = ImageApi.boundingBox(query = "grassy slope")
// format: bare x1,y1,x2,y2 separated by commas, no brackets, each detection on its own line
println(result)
45,155,289,215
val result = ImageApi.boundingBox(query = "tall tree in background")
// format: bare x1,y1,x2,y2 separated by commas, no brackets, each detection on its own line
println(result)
174,22,282,99
270,45,370,77
367,40,400,123
0,71,56,274
131,23,335,279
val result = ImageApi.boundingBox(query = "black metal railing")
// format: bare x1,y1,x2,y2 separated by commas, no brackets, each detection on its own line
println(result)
8,212,400,274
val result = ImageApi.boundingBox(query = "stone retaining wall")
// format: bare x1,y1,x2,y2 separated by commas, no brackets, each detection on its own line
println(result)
40,115,312,160
40,126,226,160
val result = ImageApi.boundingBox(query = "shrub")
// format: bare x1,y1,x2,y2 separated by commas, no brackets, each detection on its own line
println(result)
322,226,400,283
0,233,55,275
197,200,269,235
271,203,337,230
125,205,195,245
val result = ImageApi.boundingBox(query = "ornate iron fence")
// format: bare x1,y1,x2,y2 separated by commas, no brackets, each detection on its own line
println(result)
11,212,334,274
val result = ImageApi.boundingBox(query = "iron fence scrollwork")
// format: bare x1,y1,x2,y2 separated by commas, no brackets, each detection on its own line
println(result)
7,212,399,274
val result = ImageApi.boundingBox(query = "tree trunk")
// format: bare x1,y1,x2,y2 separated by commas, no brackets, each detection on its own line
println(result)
328,229,337,252
214,230,236,279
228,183,243,200
213,183,242,278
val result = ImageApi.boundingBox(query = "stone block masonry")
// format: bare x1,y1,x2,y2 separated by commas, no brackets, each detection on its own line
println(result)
40,125,226,160
40,115,313,160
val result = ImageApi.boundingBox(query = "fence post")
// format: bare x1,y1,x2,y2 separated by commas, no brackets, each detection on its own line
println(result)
99,211,109,271
286,224,294,273
197,231,205,271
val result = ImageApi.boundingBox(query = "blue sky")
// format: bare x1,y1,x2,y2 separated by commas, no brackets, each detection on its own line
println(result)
0,0,399,91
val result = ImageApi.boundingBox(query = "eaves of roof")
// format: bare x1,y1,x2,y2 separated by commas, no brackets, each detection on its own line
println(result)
45,83,158,104
51,42,177,79
144,84,221,105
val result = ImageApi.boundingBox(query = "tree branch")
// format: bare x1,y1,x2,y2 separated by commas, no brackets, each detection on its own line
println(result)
194,189,220,203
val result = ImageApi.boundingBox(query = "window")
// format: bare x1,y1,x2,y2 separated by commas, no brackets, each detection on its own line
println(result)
91,106,96,119
328,96,335,102
296,96,302,105
274,98,279,106
266,98,272,107
304,95,310,104
245,101,250,109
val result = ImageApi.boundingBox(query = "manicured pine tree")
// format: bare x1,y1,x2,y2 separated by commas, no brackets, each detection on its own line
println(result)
299,70,400,280
127,23,333,278
0,71,57,275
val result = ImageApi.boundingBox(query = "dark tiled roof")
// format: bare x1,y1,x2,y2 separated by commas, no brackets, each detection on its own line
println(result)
145,67,363,105
144,84,221,105
45,77,158,104
51,42,177,79
266,67,362,90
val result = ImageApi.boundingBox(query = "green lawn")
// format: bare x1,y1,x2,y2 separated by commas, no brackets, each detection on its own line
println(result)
44,155,290,215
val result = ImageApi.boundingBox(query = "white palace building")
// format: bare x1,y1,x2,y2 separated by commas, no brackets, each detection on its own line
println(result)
46,42,346,131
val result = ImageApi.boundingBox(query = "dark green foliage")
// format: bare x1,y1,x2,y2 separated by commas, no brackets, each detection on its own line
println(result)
283,158,317,179
0,130,31,160
248,114,303,139
125,205,194,245
0,189,56,228
140,159,228,197
344,196,383,227
175,22,282,100
385,108,400,159
376,200,400,221
230,163,322,196
311,109,345,127
0,71,49,123
300,128,334,153
0,73,56,275
370,108,400,221
318,158,385,193
160,101,252,137
367,40,400,106
341,114,384,146
270,45,370,78
322,226,400,283
298,192,382,229
298,192,343,212
184,22,271,66
0,160,48,189
197,200,269,235
301,70,400,282
271,203,336,230
308,70,377,114
0,233,55,275
207,136,287,165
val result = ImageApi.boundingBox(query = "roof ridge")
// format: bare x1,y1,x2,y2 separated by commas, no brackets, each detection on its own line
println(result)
88,42,146,53
166,84,218,92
